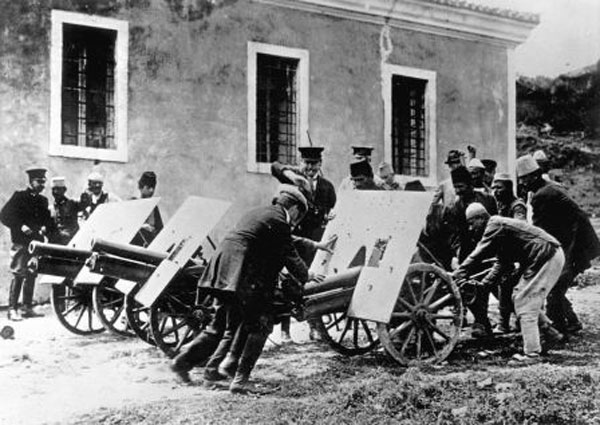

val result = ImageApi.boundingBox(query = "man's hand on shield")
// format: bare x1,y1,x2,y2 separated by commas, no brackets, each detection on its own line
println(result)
313,234,338,254
308,271,325,283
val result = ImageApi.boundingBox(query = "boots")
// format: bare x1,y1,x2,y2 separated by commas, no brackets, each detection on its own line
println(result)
218,353,238,379
229,332,269,394
171,332,220,384
7,308,22,322
203,339,233,382
21,306,44,318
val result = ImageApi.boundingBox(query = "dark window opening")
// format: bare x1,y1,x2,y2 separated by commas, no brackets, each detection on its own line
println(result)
62,23,116,149
391,75,427,176
255,53,299,164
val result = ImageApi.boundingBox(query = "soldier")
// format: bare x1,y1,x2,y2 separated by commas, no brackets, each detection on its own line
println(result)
454,203,566,364
432,149,466,207
376,162,402,190
443,166,497,337
79,171,121,220
48,177,79,245
517,154,600,334
348,159,382,191
0,167,54,321
338,145,375,191
170,185,327,393
271,146,336,342
131,171,163,247
468,158,491,195
481,159,497,188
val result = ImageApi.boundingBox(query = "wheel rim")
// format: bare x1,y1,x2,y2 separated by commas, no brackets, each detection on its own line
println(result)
92,282,135,338
149,290,208,358
377,263,462,366
124,293,155,346
51,281,105,335
313,312,379,355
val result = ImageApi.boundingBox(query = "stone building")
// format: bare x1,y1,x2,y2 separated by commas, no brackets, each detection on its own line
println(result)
0,0,537,303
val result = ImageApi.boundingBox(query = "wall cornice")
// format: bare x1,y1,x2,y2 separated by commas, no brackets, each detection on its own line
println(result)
254,0,539,48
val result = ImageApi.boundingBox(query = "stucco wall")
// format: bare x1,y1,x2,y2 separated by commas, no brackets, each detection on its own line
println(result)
0,0,510,304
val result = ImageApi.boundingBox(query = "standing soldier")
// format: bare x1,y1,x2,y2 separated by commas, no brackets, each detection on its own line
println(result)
347,159,382,191
338,145,375,191
271,146,336,341
79,171,121,220
0,167,54,321
517,154,600,334
49,177,79,245
376,162,403,190
131,171,163,247
491,173,527,221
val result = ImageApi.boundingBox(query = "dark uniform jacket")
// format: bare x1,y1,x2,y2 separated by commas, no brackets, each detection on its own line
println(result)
271,162,336,242
531,180,600,273
457,216,560,286
497,197,527,221
50,197,79,245
198,205,309,301
79,191,109,219
443,191,498,261
0,188,54,245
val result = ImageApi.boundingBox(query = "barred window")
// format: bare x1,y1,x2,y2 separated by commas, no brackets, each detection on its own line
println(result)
62,24,116,149
392,75,427,176
50,11,128,162
256,54,299,165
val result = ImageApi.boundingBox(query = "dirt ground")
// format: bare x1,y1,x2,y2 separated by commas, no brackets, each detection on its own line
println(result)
1,277,600,425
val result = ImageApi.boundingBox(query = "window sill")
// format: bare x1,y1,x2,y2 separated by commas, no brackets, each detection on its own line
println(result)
49,144,128,163
246,162,273,174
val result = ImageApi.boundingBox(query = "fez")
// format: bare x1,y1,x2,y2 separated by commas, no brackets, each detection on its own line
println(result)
516,155,540,177
493,172,512,182
351,145,374,157
88,171,104,182
451,166,472,185
468,158,485,170
298,146,324,161
51,176,66,188
465,202,489,220
138,171,157,188
276,184,308,211
25,167,47,180
444,149,465,164
404,180,426,192
350,159,373,178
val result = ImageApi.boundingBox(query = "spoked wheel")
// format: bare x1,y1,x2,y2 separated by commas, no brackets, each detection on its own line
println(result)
149,290,212,358
51,281,106,336
124,292,155,346
92,280,135,338
377,263,463,367
313,312,379,356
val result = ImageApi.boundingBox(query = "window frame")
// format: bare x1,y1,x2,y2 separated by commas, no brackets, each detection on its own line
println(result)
50,10,129,162
382,64,437,187
247,42,309,174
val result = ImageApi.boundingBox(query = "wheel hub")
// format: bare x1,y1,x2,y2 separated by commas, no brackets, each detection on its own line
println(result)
412,304,431,327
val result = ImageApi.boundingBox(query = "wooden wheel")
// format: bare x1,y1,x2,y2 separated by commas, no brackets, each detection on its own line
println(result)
124,292,155,346
312,313,379,356
148,289,212,358
92,280,135,338
51,281,105,336
377,263,463,367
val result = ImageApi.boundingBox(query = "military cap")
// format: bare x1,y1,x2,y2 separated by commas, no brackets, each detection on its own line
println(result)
468,158,485,170
276,184,308,211
351,145,374,157
450,166,472,185
298,146,324,161
465,202,489,220
87,171,104,182
25,167,47,179
138,171,157,188
444,149,465,164
532,149,549,163
493,172,512,182
481,159,497,171
516,155,540,178
51,176,66,188
350,159,373,178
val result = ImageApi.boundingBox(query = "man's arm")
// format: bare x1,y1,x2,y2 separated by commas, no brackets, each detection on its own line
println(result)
0,192,20,229
455,219,501,279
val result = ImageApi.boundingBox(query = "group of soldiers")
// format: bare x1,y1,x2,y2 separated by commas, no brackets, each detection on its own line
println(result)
0,168,158,321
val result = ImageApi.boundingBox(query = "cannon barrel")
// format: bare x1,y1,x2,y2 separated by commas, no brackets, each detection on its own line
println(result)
28,256,82,278
87,253,156,282
302,287,355,319
91,238,167,266
28,241,92,262
303,267,362,296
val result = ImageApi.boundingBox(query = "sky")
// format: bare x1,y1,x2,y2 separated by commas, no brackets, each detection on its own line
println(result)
471,0,600,77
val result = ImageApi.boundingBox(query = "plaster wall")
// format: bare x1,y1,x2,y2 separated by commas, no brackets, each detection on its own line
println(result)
0,0,510,304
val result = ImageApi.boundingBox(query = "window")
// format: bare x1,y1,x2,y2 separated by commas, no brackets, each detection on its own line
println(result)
50,11,128,162
383,64,437,186
247,42,309,173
